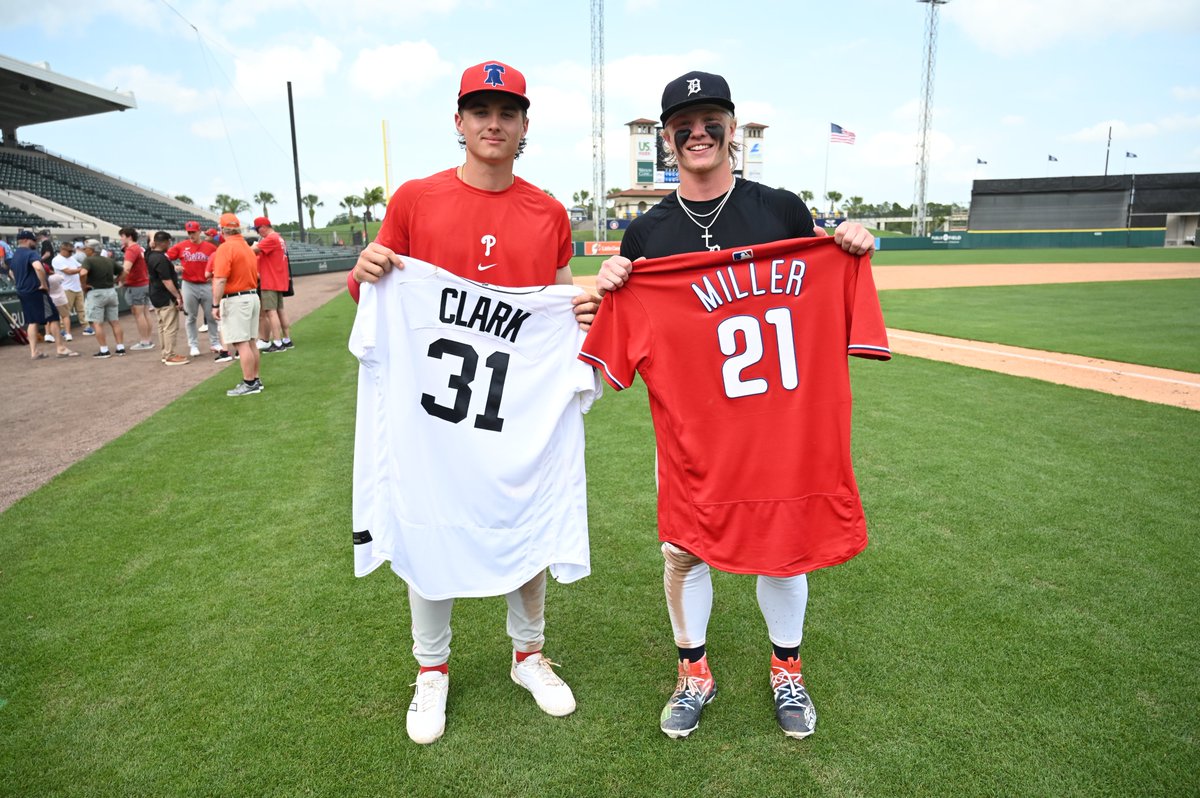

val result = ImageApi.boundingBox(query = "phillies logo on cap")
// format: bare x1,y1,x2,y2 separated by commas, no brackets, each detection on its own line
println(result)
483,63,506,88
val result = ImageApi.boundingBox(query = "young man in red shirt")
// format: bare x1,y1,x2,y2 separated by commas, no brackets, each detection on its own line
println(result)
250,217,292,352
118,227,156,351
167,221,223,359
348,60,599,746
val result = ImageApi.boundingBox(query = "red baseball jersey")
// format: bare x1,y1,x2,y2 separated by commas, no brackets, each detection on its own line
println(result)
167,239,217,283
579,237,890,576
256,231,289,291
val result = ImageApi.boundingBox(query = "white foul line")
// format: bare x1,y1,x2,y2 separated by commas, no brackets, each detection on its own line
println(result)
888,333,1200,388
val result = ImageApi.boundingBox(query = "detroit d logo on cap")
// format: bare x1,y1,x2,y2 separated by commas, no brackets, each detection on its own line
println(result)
687,78,701,96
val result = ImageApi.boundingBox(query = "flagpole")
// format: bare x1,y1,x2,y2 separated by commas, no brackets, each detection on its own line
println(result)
1104,125,1111,176
823,133,830,217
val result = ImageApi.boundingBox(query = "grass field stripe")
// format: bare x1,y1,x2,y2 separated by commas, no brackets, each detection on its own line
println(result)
888,333,1200,387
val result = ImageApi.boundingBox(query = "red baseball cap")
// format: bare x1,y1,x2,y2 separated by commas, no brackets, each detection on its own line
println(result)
204,228,218,237
218,212,240,227
184,221,200,232
458,60,529,109
253,216,272,229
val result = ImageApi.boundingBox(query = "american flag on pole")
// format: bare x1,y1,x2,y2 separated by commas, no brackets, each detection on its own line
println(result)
830,123,856,145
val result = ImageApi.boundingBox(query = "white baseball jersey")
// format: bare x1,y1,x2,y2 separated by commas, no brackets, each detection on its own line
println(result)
349,257,598,600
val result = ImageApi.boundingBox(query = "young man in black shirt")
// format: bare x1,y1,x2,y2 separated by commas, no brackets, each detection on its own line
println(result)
594,71,876,742
146,231,188,365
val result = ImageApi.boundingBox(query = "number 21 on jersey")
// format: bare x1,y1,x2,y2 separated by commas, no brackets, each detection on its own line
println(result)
718,308,798,399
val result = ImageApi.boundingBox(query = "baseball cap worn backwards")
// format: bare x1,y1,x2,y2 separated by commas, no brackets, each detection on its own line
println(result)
660,71,735,126
219,212,241,228
459,60,529,110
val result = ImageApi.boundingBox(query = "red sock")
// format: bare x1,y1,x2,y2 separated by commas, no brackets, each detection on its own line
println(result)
514,649,541,663
419,663,448,675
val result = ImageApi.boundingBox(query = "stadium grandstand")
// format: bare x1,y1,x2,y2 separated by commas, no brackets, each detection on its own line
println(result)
0,55,348,262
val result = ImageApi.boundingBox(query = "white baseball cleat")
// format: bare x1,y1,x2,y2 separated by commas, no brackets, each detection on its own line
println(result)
511,652,576,717
406,670,448,744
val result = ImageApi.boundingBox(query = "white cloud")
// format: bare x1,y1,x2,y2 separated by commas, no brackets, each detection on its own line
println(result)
348,41,455,101
232,37,341,100
1171,86,1200,102
605,50,724,114
861,129,955,169
947,0,1200,55
100,66,208,114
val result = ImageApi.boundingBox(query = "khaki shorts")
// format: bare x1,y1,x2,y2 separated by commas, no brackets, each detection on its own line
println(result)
260,290,285,312
219,293,261,344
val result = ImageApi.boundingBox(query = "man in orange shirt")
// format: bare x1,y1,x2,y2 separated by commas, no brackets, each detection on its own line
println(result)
210,213,262,396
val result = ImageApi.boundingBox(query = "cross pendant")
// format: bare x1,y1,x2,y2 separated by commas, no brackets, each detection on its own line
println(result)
702,229,720,251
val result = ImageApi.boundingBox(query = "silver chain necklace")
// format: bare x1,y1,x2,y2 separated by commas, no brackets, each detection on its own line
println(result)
676,179,736,251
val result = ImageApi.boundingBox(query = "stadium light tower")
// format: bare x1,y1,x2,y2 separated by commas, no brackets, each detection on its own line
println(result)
591,0,606,242
912,0,948,237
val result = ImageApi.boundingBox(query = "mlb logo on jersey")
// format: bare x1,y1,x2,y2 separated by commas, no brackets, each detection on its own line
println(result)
732,248,754,261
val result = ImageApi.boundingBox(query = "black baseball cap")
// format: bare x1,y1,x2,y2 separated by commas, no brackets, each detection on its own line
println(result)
660,71,735,126
17,230,35,240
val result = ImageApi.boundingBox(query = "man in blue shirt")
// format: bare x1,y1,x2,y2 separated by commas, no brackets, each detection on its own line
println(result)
10,230,75,359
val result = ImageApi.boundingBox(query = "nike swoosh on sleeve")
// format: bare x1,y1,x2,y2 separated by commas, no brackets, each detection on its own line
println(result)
477,263,498,271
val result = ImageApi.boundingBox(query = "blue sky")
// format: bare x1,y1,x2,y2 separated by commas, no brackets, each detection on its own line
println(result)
5,0,1199,225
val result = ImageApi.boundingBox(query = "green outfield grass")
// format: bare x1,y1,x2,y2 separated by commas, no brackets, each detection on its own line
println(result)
1,296,1197,796
873,246,1200,265
880,279,1200,372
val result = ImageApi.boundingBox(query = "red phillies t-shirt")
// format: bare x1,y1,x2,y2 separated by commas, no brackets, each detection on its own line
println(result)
122,242,149,287
256,231,289,291
579,237,890,576
348,168,572,300
167,239,217,283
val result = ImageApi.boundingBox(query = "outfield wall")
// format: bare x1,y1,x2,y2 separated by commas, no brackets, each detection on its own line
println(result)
877,229,1166,250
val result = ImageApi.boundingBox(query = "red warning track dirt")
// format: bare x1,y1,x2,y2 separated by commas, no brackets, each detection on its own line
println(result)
870,261,1200,410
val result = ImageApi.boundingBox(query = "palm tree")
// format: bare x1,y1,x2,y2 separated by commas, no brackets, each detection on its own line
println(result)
340,195,361,224
360,186,386,223
253,191,277,220
302,194,323,229
174,194,194,205
824,190,843,216
210,194,251,215
798,190,814,207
